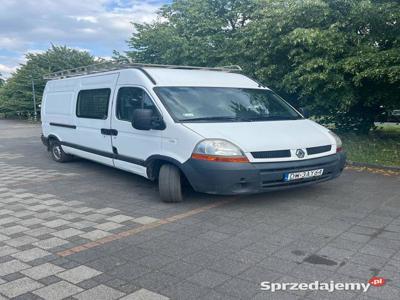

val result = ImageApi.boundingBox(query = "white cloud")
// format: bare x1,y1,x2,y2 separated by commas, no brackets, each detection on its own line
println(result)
74,16,99,23
0,0,161,49
26,49,46,55
0,64,18,78
0,0,164,78
97,56,113,61
0,37,26,51
69,47,91,52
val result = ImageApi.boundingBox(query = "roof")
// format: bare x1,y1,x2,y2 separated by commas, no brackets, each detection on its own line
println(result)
43,61,242,80
142,68,261,88
43,61,262,89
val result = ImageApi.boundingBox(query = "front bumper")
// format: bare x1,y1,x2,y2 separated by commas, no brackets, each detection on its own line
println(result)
41,134,50,150
41,134,49,147
181,152,346,195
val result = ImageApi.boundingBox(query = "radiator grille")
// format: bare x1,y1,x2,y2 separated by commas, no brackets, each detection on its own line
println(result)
251,150,291,159
306,145,332,155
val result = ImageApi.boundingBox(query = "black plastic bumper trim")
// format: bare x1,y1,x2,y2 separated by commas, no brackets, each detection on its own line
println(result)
61,141,114,159
180,153,346,195
50,123,76,129
60,141,146,166
41,135,49,147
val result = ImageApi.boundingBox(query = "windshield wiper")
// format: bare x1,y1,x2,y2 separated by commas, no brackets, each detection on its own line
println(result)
181,115,302,122
181,116,247,122
245,115,303,121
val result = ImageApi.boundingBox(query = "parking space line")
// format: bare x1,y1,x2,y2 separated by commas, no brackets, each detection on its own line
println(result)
57,199,234,257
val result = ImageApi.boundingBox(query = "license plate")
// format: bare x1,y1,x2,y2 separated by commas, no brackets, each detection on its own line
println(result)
284,169,324,181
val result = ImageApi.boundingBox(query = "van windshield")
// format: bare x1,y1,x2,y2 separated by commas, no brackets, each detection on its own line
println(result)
154,87,302,122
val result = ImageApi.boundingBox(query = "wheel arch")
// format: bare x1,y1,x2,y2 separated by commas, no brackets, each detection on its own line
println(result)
46,134,61,150
146,155,188,182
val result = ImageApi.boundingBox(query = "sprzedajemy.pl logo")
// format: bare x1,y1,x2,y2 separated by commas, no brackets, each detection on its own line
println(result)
260,277,386,293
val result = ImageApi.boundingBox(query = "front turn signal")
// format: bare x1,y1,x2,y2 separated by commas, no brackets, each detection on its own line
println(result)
191,153,249,163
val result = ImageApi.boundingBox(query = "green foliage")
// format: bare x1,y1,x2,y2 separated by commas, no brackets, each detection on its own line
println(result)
342,125,400,167
123,0,400,133
0,45,96,117
125,0,258,66
0,73,4,87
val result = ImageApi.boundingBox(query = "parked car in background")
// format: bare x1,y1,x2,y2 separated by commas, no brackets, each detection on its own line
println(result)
388,110,400,123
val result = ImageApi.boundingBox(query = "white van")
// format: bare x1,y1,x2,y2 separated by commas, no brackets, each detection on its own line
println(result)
41,63,346,202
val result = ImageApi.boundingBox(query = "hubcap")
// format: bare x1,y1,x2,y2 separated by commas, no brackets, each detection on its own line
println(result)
53,145,62,160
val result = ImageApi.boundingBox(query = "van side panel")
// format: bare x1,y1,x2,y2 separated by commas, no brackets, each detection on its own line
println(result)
42,74,119,167
66,73,119,166
42,79,78,144
44,92,73,115
41,69,202,179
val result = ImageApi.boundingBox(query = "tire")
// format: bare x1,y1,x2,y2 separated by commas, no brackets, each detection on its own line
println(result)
49,140,72,163
159,164,183,203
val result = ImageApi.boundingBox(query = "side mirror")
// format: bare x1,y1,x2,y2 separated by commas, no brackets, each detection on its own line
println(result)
299,107,310,118
132,109,166,130
132,109,153,130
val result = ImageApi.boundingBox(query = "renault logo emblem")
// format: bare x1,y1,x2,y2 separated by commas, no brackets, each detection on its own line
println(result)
296,149,305,158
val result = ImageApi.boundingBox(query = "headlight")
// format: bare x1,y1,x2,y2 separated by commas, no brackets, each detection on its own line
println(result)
192,139,249,163
328,130,343,152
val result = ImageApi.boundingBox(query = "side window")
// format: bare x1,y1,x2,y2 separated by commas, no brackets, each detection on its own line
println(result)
76,88,111,119
116,87,158,122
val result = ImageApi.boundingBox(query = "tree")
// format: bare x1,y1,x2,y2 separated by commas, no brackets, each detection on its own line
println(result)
0,45,96,117
124,0,259,66
0,73,4,87
244,0,400,133
122,0,400,133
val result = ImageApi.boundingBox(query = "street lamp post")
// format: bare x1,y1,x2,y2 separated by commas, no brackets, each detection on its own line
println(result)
31,75,37,122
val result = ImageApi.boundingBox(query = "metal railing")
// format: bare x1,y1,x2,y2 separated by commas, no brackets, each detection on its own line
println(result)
43,59,242,80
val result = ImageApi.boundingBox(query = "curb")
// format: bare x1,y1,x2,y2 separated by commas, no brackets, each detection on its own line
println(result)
346,161,400,172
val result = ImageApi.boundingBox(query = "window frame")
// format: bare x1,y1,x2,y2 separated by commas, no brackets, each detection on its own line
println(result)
115,86,161,123
76,88,111,120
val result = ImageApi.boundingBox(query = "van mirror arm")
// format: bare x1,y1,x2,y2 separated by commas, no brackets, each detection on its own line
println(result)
151,116,166,130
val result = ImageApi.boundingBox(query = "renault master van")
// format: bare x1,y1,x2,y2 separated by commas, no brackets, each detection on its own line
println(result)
41,62,346,202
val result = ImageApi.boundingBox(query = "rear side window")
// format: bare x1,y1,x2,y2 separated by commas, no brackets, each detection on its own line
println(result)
76,88,111,119
116,87,157,122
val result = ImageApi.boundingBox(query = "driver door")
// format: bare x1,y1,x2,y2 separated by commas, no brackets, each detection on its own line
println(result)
111,86,162,176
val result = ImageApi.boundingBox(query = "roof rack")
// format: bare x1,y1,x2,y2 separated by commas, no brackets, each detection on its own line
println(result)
43,59,242,80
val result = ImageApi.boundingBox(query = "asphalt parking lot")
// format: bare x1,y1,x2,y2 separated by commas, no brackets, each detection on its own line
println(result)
0,119,399,300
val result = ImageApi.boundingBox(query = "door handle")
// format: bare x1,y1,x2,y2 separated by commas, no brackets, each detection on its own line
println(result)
110,129,118,136
101,128,118,136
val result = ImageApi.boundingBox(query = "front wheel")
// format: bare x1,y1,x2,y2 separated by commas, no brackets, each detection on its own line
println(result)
158,164,183,203
49,140,73,163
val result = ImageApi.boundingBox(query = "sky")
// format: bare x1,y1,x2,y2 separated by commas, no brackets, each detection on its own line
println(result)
0,0,170,78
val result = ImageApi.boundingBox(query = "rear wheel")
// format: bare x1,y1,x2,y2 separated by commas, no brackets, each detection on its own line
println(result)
159,164,183,203
49,140,72,163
